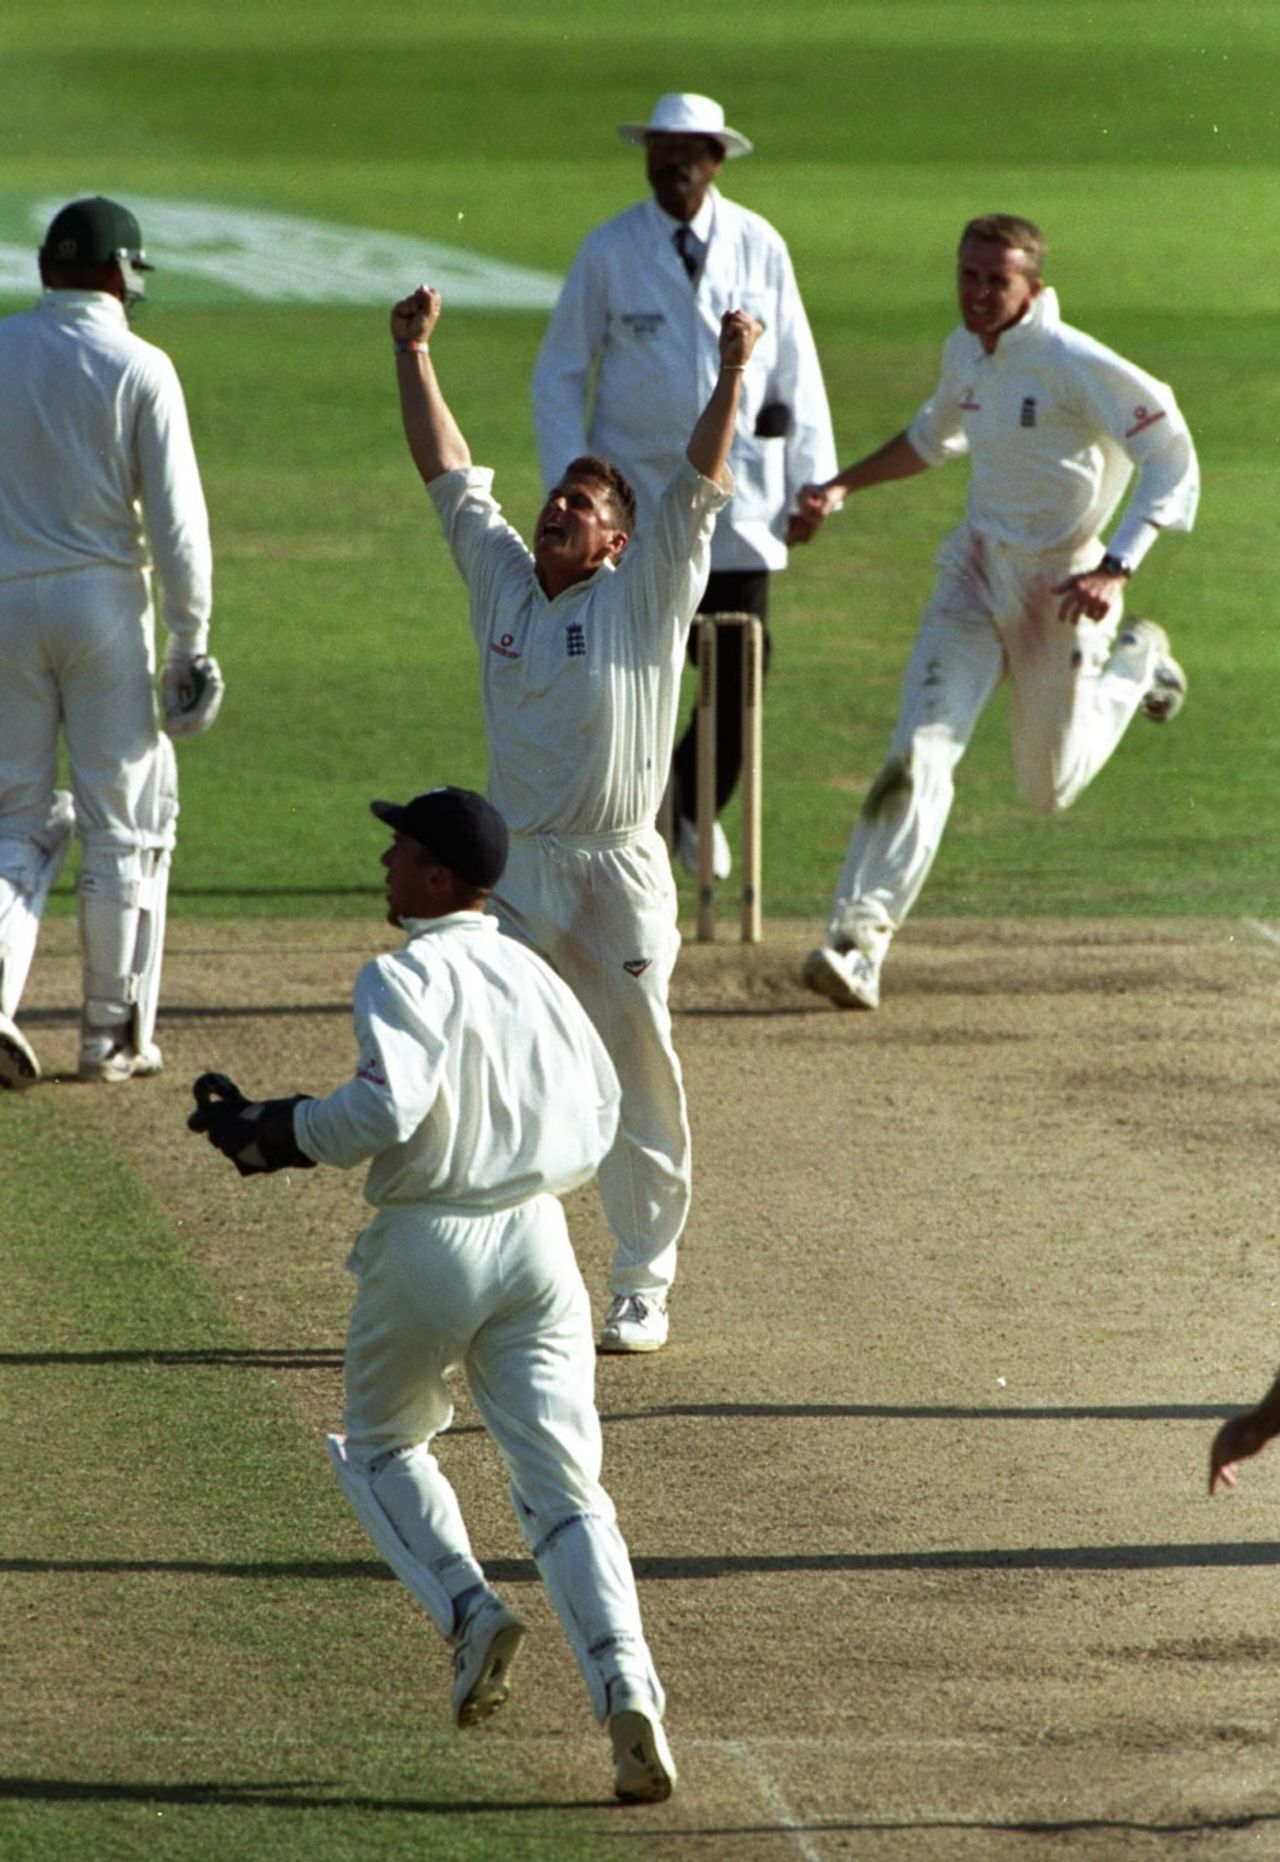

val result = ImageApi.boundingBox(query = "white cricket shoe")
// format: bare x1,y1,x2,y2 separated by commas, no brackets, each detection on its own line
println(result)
598,1292,669,1354
0,1012,40,1090
78,1026,164,1084
608,1682,677,1803
802,944,881,1011
676,815,731,881
451,1597,528,1729
1113,618,1187,724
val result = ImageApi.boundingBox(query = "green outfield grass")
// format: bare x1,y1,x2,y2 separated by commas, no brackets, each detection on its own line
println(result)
1,0,1275,920
3,4,1278,1856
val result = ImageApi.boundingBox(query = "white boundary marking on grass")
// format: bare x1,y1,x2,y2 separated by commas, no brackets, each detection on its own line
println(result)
1242,918,1280,952
0,196,562,307
723,1739,825,1861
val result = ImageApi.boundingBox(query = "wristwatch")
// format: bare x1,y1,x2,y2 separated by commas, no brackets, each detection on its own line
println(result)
1098,552,1132,579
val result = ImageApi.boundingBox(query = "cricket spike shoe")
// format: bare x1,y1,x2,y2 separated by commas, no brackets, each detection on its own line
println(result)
451,1597,528,1728
608,1683,678,1803
79,1027,164,1084
598,1292,669,1354
1113,618,1187,724
802,944,881,1011
0,1012,40,1090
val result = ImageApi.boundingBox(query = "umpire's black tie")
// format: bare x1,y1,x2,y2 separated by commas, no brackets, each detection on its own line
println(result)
673,224,700,283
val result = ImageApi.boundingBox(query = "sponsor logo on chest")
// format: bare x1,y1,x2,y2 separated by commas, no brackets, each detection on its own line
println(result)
621,311,666,336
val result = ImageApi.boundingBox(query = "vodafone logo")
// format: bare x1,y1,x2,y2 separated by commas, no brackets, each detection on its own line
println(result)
490,631,521,661
1125,404,1167,439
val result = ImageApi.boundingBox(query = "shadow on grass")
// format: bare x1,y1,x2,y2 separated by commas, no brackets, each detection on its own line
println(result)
0,1774,600,1812
0,1778,1277,1838
0,1365,1241,1423
21,1003,351,1026
0,1346,341,1368
7,1541,1280,1579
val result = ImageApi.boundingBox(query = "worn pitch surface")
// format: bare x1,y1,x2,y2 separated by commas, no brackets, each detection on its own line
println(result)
20,916,1280,1857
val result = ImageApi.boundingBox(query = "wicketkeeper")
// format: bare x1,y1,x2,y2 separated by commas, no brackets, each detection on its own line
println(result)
188,786,677,1804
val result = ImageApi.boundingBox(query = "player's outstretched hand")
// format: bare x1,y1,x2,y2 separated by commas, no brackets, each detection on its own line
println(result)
1209,1412,1265,1495
719,307,762,372
797,479,845,526
786,509,821,546
391,286,441,348
1053,569,1125,625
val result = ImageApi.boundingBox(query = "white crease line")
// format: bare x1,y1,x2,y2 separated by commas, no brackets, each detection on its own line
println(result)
1242,918,1280,951
724,1739,825,1862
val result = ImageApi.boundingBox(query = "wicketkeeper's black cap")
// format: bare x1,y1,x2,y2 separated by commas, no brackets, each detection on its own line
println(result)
371,787,508,888
40,196,154,272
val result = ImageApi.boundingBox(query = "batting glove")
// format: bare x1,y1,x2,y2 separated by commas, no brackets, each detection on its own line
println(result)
163,650,225,739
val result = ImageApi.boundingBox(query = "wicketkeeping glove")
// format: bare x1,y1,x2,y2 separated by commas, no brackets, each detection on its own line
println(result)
162,651,225,739
188,1072,317,1177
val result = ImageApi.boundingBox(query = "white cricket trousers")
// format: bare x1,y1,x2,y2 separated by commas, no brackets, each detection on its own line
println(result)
493,828,689,1300
0,565,174,1025
341,1195,662,1720
828,524,1158,949
0,564,162,842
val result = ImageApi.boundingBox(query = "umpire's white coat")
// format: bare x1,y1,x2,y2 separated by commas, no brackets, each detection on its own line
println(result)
532,190,836,570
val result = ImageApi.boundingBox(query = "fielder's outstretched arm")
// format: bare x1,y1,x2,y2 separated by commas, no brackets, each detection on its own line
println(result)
685,309,762,488
1209,1370,1280,1495
797,430,931,525
391,287,471,484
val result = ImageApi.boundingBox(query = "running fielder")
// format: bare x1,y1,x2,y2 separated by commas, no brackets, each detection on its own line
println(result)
188,786,677,1803
392,283,759,1353
0,195,222,1089
800,213,1199,1013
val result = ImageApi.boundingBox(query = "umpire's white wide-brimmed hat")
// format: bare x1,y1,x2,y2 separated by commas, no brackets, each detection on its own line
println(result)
617,92,753,157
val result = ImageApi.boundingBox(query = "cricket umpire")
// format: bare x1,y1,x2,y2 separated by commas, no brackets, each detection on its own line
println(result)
394,282,760,1353
0,195,222,1089
533,91,838,883
189,786,677,1803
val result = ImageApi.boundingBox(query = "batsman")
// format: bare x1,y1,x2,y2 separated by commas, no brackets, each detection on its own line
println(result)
0,196,223,1090
188,786,678,1804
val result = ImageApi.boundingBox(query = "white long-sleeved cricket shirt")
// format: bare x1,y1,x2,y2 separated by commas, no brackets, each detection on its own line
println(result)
428,455,730,836
906,287,1199,563
295,912,620,1211
0,289,212,649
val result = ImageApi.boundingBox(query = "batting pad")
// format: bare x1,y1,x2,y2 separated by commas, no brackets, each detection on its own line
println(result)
325,1432,461,1637
512,1491,663,1723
